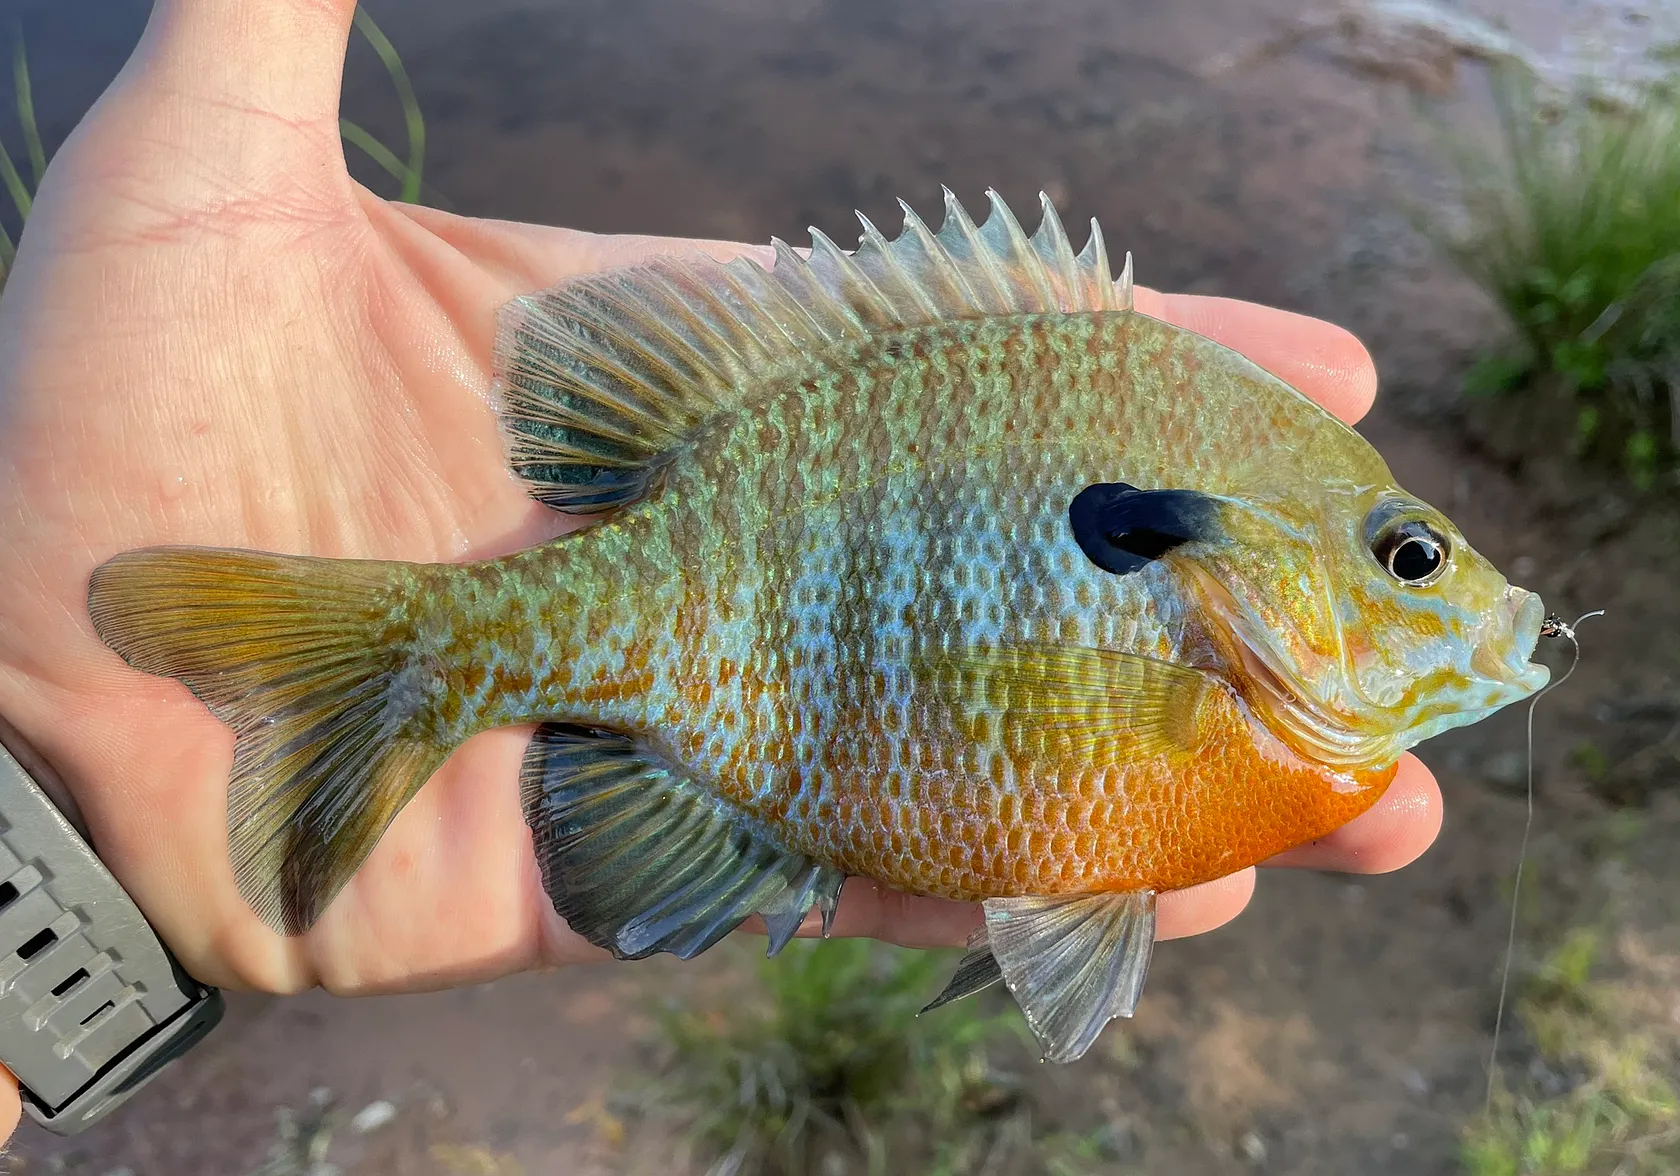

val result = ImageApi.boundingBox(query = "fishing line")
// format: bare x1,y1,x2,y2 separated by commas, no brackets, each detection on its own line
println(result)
1485,609,1604,1112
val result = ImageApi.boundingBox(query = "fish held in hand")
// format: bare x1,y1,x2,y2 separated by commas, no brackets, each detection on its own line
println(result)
86,190,1549,1063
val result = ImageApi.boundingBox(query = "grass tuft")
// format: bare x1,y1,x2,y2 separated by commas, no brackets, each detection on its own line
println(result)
0,27,42,290
1463,927,1680,1175
1436,64,1680,488
630,937,1052,1176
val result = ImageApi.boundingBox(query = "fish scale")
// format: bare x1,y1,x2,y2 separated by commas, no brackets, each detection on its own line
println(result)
86,190,1548,1063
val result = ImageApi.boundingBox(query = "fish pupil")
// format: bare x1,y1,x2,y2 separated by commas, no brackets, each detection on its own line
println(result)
1392,538,1440,581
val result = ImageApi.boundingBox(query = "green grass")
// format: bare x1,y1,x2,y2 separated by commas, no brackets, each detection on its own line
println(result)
0,30,44,292
1462,928,1680,1176
629,937,1067,1176
1438,65,1680,489
342,6,428,205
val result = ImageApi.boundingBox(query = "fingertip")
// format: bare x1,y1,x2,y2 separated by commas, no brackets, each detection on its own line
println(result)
1133,289,1379,425
1264,753,1443,874
1156,868,1256,941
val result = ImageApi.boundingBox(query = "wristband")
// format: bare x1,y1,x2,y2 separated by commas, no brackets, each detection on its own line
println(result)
0,741,222,1134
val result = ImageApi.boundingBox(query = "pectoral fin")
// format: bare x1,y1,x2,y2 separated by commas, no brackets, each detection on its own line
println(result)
983,891,1157,1063
921,644,1217,763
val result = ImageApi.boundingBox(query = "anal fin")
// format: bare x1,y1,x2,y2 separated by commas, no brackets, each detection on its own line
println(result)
521,723,844,960
983,891,1157,1063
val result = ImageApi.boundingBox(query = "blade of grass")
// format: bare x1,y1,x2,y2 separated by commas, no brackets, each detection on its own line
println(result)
351,6,424,204
339,118,420,193
339,119,452,210
13,31,43,187
0,136,29,223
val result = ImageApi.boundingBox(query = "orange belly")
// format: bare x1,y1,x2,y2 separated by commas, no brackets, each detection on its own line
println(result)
758,681,1397,900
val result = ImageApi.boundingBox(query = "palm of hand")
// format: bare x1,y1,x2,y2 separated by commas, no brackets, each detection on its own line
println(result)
0,0,1437,1023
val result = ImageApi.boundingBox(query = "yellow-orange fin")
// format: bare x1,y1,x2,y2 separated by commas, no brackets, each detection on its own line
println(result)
87,547,449,935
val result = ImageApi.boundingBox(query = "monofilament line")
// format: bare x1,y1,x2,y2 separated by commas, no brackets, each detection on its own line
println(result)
1485,609,1604,1112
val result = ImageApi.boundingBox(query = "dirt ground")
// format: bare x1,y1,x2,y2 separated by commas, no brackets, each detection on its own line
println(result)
6,0,1679,1173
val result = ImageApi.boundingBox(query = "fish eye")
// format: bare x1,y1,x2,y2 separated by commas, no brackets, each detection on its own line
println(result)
1370,518,1449,586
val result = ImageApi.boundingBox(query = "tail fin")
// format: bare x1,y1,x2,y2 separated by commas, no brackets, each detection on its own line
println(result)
87,547,449,935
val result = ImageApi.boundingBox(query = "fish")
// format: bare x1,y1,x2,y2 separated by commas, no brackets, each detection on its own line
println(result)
85,189,1550,1063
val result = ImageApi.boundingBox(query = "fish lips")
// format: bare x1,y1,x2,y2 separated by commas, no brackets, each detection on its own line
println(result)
1471,587,1550,696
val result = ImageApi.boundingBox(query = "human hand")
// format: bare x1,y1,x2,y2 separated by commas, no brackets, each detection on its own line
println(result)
0,0,1441,1136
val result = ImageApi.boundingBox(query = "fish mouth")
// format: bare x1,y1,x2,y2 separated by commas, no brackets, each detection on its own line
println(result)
1473,588,1549,694
1182,565,1395,770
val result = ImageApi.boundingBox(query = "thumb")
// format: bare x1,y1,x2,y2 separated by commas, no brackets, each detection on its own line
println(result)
140,0,359,128
41,0,363,228
54,0,362,208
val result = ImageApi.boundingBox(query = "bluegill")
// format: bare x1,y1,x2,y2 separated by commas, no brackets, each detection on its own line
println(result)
87,191,1547,1062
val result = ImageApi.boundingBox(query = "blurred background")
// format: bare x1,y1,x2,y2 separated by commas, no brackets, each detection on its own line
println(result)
3,0,1679,1172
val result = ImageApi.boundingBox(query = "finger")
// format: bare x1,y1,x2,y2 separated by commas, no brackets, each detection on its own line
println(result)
794,865,1258,952
1157,868,1258,940
1263,753,1443,873
812,879,981,950
1132,290,1378,425
141,0,358,127
388,207,772,295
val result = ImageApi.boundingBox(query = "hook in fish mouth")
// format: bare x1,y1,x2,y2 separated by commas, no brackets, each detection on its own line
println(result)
1540,612,1574,641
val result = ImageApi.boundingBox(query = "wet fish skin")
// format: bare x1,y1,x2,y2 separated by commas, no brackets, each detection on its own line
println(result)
86,190,1547,1059
413,313,1390,903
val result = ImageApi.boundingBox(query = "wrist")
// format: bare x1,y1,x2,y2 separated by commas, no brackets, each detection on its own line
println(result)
0,722,223,1133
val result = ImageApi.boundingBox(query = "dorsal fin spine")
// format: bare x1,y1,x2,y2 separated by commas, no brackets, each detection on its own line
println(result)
984,189,1057,309
940,187,1001,310
1080,218,1114,306
806,228,893,327
492,190,1134,513
1029,193,1081,311
898,199,975,314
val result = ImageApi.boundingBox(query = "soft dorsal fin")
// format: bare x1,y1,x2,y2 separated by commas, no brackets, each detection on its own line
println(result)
492,189,1133,511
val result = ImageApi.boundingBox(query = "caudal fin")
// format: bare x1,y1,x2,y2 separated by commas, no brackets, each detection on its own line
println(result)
88,547,448,935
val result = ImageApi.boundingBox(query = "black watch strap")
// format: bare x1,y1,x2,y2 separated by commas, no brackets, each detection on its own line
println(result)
0,741,222,1135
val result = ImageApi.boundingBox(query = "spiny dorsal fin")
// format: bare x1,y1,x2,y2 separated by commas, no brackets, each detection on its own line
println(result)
493,189,1133,512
